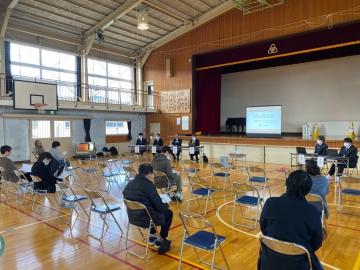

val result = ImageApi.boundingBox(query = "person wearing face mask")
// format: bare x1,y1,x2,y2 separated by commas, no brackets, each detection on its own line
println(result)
31,152,61,193
188,135,200,162
328,137,358,179
0,145,18,183
152,146,183,201
153,133,164,155
32,140,45,159
171,134,182,161
135,132,147,155
314,136,328,156
49,141,66,166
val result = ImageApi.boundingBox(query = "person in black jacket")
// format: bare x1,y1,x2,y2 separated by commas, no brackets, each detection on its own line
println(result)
171,134,182,161
135,133,147,155
258,170,323,270
31,152,61,193
328,137,358,178
314,136,328,155
153,133,164,155
188,134,200,162
123,163,173,252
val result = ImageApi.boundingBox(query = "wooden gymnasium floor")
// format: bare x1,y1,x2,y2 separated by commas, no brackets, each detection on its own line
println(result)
1,156,360,270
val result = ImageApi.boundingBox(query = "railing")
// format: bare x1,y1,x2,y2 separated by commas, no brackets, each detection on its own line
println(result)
0,73,160,110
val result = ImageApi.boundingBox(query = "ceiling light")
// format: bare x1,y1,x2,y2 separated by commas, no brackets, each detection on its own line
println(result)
137,11,149,30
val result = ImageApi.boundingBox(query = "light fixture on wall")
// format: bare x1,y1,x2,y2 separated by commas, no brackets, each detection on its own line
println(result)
137,10,149,30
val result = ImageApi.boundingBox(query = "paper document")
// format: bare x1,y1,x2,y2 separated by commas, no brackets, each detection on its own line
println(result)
21,163,33,173
160,193,172,204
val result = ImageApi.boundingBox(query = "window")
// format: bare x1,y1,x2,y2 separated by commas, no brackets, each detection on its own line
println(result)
54,121,71,138
105,121,129,135
10,43,77,101
32,120,51,139
88,58,134,104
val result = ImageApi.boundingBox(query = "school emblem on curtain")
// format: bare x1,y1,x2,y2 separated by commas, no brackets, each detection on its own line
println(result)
268,43,278,54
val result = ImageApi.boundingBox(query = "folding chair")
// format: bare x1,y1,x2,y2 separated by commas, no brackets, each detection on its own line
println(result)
123,166,136,182
13,170,34,205
211,163,231,192
259,235,312,270
181,160,199,177
84,189,123,240
98,163,122,191
187,176,216,216
339,175,360,208
246,166,271,198
29,175,48,211
0,167,10,201
232,183,263,229
178,213,229,270
57,181,88,218
124,199,158,259
153,170,177,200
305,193,327,239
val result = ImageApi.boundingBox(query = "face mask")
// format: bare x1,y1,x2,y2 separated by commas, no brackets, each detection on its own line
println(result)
156,136,160,140
317,140,323,145
192,137,196,141
43,159,50,166
344,142,351,148
138,136,142,139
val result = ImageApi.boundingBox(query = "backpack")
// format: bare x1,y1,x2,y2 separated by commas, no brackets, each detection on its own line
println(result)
202,153,209,163
109,146,118,156
102,147,109,152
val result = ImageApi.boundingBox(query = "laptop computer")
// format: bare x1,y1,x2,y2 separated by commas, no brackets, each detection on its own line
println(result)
327,149,339,157
296,147,307,154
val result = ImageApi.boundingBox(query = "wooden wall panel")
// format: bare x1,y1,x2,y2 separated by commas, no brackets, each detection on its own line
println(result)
144,0,360,139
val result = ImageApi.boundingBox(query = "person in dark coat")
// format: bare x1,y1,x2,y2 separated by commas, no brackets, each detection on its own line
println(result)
135,133,147,155
258,170,323,270
188,134,200,162
31,152,60,193
328,137,358,177
171,134,182,161
123,163,173,252
314,136,328,156
153,133,164,155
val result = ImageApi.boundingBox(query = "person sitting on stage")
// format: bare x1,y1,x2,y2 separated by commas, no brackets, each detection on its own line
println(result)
258,170,323,270
32,140,45,159
328,137,358,181
152,146,183,201
0,145,18,183
314,136,328,156
171,134,182,161
305,159,329,218
153,133,164,155
135,133,147,155
123,163,173,254
188,134,200,162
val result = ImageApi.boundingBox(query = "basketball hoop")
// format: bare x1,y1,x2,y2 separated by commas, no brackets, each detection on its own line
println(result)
32,103,48,114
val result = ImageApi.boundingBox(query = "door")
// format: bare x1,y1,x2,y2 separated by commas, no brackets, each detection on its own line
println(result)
30,119,72,162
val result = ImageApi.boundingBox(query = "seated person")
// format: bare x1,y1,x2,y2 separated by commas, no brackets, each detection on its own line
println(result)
123,163,172,254
328,137,358,179
0,145,18,183
49,141,67,168
258,170,323,270
305,159,329,218
314,136,328,155
171,134,182,161
31,152,61,193
188,134,200,162
153,133,164,155
32,139,45,159
135,133,147,155
152,146,183,201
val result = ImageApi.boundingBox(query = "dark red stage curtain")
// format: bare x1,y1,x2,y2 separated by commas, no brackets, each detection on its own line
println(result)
195,68,222,135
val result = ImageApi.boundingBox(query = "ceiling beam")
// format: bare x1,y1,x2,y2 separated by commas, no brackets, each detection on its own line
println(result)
0,0,20,38
143,0,191,23
141,0,234,53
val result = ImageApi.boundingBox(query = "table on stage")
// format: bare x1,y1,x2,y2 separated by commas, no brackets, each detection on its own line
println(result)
128,145,204,156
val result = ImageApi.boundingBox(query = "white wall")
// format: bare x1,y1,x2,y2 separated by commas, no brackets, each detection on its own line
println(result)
221,55,360,132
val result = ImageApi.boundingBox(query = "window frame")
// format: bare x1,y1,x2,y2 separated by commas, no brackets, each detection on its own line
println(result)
105,120,129,136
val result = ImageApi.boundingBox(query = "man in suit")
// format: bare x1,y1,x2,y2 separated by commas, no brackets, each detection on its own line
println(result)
123,163,172,254
188,134,200,162
171,134,182,161
258,170,323,270
153,133,164,155
328,137,358,180
135,133,147,155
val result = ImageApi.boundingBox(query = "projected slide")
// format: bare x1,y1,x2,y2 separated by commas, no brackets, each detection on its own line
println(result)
246,106,282,135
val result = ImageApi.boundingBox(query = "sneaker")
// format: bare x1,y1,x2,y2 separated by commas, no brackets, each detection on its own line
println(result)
154,239,162,249
175,192,184,202
335,176,341,183
149,236,157,246
158,239,171,254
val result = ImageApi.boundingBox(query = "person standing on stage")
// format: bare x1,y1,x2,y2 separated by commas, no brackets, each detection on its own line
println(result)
153,133,164,155
136,133,147,155
171,134,182,161
188,134,200,162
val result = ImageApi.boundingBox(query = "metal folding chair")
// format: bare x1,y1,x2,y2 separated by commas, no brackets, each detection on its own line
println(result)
84,189,123,240
232,183,263,229
123,199,158,259
123,166,136,182
181,160,199,177
187,176,216,216
259,235,312,270
305,193,327,239
210,162,231,192
246,166,271,198
98,162,122,191
57,181,88,218
339,175,360,208
153,170,177,199
178,213,229,270
0,167,10,201
29,175,48,212
13,170,34,205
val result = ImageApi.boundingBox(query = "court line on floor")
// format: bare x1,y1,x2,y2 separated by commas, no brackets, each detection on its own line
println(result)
216,201,341,270
353,252,360,270
328,203,360,210
327,223,360,232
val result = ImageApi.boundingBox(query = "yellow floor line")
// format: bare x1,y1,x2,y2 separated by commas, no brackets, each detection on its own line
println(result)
353,252,360,270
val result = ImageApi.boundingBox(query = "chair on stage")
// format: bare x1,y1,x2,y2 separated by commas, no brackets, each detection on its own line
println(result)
210,162,231,192
178,213,229,270
187,176,216,216
246,166,271,198
339,175,360,208
259,235,313,270
84,189,123,240
123,199,158,259
232,183,263,229
305,193,327,239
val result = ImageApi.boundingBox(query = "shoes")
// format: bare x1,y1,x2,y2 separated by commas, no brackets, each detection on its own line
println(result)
335,176,341,183
149,236,157,246
157,239,172,254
